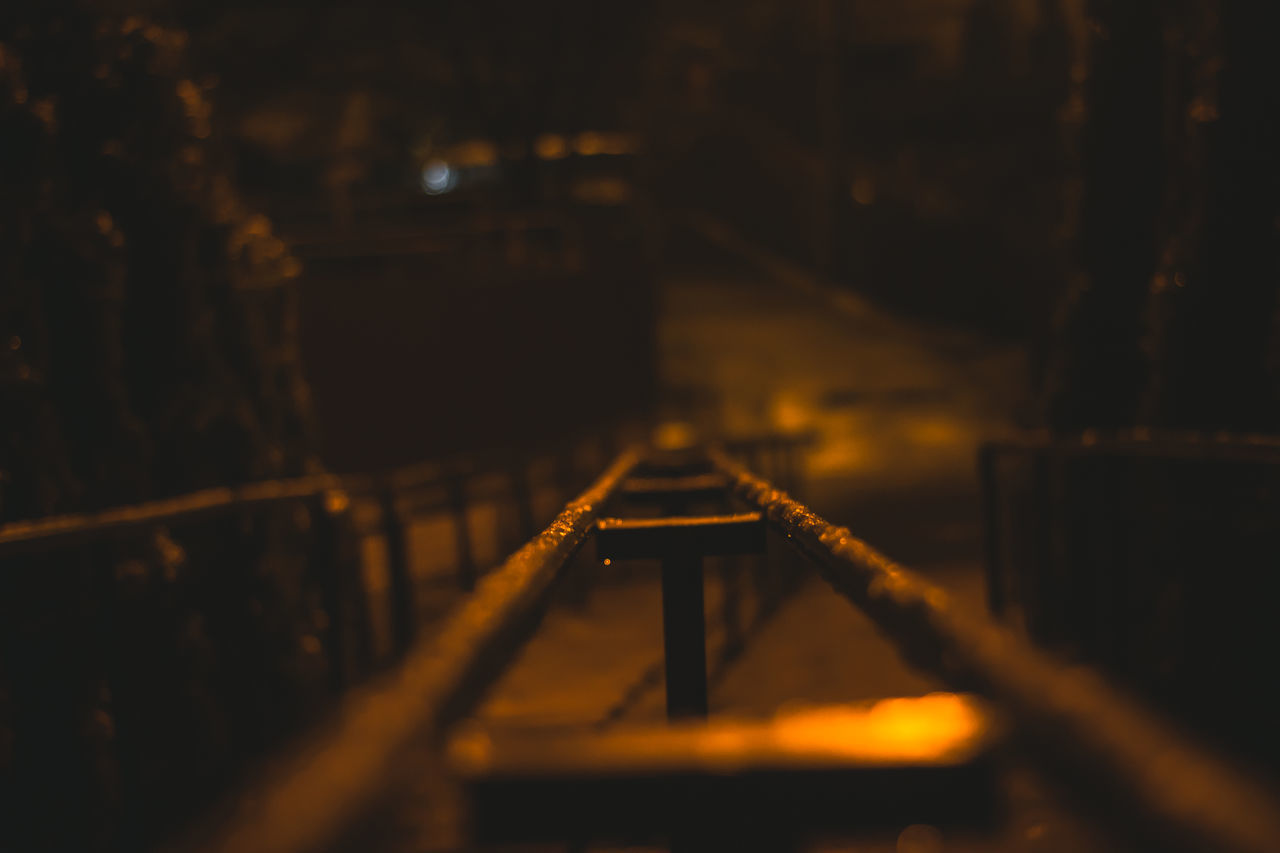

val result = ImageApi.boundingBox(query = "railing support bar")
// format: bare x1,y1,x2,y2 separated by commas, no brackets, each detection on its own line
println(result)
977,444,1004,616
447,475,477,591
379,488,415,659
660,553,709,719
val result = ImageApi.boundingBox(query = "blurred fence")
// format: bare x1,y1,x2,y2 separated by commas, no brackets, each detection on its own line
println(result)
0,428,805,852
980,431,1280,773
0,430,629,851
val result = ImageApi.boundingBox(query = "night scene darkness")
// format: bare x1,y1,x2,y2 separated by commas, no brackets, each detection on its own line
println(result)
2,2,1280,852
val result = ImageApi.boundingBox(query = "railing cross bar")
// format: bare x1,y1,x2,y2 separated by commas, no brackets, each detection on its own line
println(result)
594,513,764,561
619,473,731,505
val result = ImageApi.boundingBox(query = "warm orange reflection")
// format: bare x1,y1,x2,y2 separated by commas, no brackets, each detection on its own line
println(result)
771,693,987,763
451,694,995,779
534,133,569,160
571,131,637,156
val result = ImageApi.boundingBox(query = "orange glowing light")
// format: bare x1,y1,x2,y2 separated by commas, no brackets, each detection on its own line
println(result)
571,131,637,157
535,133,569,160
905,416,963,446
771,393,812,431
450,694,995,781
574,131,604,156
449,139,499,168
771,693,988,763
324,489,350,515
653,421,697,451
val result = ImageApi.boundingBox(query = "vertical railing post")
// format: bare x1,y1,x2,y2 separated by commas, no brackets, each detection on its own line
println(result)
310,490,368,693
509,459,537,545
379,486,415,659
659,492,708,720
447,473,477,591
310,494,346,695
660,552,709,720
978,444,1004,617
1027,449,1053,645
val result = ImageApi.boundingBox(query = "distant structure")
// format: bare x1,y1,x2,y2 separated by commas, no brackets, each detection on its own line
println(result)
646,0,1075,341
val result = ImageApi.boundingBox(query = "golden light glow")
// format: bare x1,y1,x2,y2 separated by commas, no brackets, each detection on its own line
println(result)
324,489,350,515
448,139,499,168
905,415,963,446
771,693,987,763
771,392,812,432
653,421,697,451
534,133,569,160
572,131,637,157
574,131,605,156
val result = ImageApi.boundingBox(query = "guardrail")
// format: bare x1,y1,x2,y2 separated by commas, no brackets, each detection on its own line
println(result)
177,447,643,853
979,429,1280,623
713,445,1280,853
979,430,1280,776
164,439,1280,853
0,433,630,851
0,430,812,852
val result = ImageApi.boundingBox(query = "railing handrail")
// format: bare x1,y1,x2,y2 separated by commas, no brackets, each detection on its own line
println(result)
0,429,814,560
0,444,592,559
983,428,1280,463
54,436,1265,851
173,447,641,853
708,446,1280,853
0,474,347,558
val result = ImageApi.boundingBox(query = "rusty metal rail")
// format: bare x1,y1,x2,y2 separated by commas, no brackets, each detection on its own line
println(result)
709,446,1280,853
0,475,346,558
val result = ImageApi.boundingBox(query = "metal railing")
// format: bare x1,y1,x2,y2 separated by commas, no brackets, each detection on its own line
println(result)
175,447,643,853
715,445,1280,853
980,428,1280,629
979,430,1280,776
167,440,1280,853
0,433,631,851
0,429,812,852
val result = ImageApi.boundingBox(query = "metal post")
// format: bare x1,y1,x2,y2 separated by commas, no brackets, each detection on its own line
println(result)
660,553,708,719
379,488,415,659
719,557,745,661
597,511,766,721
509,461,537,545
978,445,1004,617
310,495,348,695
448,475,477,591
